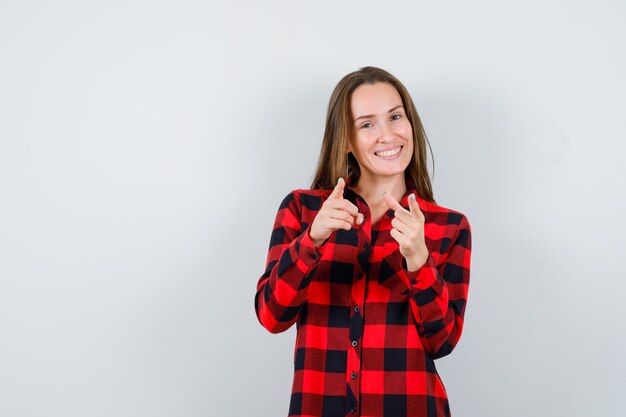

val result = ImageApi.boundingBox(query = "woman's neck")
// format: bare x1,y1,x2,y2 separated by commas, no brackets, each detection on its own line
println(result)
351,174,407,208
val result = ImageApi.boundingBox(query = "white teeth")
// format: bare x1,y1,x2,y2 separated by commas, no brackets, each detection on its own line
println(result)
375,146,401,157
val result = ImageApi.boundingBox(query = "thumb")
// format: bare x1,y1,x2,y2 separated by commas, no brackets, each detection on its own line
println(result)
408,193,424,219
329,177,345,199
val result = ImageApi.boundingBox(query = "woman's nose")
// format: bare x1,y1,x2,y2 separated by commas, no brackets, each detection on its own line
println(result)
377,121,393,143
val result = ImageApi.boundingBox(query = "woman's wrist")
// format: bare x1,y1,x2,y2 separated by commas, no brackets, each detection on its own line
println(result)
308,228,325,247
405,254,428,272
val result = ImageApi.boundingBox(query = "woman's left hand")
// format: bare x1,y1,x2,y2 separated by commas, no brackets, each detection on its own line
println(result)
383,192,429,272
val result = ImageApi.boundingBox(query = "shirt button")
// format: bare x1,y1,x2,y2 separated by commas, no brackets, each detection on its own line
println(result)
410,279,417,285
351,340,358,347
309,253,317,260
354,306,360,313
351,372,357,379
351,406,356,413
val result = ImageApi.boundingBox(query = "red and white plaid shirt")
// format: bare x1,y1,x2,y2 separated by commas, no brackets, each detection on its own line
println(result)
255,176,472,417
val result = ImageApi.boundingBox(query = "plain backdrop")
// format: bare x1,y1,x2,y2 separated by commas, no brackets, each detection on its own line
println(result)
1,1,625,416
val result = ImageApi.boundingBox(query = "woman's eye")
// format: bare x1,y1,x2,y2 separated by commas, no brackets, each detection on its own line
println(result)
391,114,401,121
361,122,373,129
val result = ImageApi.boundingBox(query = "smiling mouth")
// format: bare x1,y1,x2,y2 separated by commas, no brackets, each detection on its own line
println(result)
374,146,402,158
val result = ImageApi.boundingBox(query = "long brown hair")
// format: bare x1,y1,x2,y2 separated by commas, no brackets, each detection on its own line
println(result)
310,66,436,204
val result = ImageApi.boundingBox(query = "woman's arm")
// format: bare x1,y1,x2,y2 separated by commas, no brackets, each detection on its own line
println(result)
390,215,472,359
254,191,326,334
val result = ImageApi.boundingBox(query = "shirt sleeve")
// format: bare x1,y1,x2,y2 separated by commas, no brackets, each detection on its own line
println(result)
254,191,327,334
391,214,472,359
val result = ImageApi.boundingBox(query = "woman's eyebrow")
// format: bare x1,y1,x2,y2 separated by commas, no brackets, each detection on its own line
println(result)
353,105,404,123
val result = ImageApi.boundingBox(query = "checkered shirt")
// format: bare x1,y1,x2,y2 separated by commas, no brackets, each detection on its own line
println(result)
255,177,472,417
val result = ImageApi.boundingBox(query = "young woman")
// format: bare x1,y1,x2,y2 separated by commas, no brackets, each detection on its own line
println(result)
254,66,472,417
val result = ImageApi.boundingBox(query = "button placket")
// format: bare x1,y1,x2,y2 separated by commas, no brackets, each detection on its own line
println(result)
347,200,369,413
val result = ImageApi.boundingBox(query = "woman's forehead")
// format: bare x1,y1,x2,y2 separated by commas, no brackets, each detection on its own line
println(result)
351,83,404,117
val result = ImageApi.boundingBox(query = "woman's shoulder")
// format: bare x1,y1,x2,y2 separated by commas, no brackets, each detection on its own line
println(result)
420,197,471,230
277,188,330,212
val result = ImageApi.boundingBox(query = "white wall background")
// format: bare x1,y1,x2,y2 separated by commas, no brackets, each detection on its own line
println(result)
1,1,624,416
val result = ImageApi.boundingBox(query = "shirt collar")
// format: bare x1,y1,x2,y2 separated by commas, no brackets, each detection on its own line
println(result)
344,175,420,211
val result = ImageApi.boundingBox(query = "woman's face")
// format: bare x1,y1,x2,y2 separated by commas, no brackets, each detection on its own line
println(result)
347,82,413,182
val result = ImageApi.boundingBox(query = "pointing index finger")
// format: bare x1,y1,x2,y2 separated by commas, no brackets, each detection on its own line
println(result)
382,191,405,212
329,177,345,200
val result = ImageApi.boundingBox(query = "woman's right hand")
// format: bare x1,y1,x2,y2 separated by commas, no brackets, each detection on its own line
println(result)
309,178,364,247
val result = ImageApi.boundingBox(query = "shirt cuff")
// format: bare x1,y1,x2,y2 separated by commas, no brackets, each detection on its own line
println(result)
402,254,438,291
297,224,327,266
